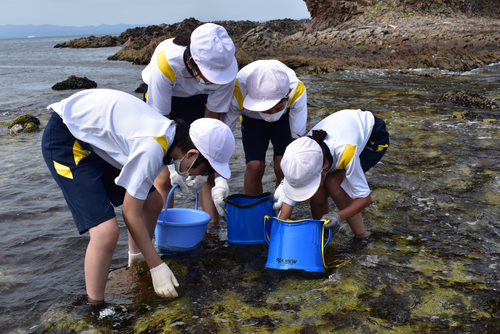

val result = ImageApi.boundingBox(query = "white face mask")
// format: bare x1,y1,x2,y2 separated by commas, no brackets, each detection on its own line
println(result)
173,154,198,177
259,107,286,122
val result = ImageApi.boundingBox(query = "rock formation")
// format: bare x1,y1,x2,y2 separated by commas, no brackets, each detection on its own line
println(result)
51,75,97,90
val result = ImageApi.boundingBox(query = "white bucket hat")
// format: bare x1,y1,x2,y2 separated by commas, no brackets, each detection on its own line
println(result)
190,23,238,85
243,63,290,112
189,118,235,179
281,137,324,201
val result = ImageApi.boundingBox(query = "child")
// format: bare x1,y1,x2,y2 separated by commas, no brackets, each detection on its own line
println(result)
278,109,389,240
41,89,235,303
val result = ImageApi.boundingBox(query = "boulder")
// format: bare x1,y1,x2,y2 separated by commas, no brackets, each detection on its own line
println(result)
8,114,41,134
51,75,97,91
438,90,498,109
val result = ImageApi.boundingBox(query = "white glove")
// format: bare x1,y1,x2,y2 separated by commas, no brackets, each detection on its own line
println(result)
167,164,191,195
273,179,284,211
211,176,229,217
150,262,179,298
185,175,208,192
128,251,145,267
321,212,341,234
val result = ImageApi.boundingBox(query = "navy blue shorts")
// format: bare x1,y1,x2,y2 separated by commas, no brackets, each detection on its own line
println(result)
241,109,292,164
143,83,208,126
41,112,154,234
360,115,390,172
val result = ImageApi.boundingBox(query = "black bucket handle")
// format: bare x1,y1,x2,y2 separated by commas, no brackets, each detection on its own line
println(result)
224,192,274,209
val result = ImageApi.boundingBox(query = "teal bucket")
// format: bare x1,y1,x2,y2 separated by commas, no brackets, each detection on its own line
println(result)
224,193,276,244
264,216,332,272
155,184,211,253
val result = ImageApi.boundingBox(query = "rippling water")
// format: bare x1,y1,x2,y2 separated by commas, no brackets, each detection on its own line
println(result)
1,36,500,333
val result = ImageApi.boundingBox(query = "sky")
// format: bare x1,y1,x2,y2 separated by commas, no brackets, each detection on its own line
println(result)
2,0,310,26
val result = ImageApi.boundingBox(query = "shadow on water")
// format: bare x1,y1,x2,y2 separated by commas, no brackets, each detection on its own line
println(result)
3,66,500,333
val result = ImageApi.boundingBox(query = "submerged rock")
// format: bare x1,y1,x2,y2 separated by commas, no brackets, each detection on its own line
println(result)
51,75,97,91
8,114,40,134
439,90,499,109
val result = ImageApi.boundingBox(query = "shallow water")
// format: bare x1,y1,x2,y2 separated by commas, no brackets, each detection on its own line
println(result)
1,35,500,333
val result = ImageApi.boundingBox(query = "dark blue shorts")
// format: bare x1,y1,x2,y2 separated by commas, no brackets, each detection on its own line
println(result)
360,115,390,172
41,112,154,234
143,83,208,126
241,110,292,164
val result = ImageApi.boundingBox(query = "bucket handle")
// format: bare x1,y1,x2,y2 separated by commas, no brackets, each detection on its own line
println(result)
162,184,199,224
263,216,332,249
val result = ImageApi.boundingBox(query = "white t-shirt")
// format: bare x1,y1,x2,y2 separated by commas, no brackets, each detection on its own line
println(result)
310,109,375,199
141,38,236,116
48,89,176,200
222,60,307,138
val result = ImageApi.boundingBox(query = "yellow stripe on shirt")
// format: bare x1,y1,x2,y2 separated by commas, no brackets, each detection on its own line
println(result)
157,50,176,82
153,135,169,156
337,144,356,170
233,79,244,110
288,81,305,107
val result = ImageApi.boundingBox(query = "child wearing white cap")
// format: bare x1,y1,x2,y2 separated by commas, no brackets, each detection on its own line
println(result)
41,89,235,303
279,109,389,242
141,23,238,223
213,60,307,215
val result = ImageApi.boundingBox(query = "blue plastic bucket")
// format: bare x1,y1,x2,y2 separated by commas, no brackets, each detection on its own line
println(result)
264,216,332,272
224,193,275,244
155,184,211,252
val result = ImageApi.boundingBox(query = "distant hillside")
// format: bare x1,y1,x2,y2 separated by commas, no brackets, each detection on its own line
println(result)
0,24,147,39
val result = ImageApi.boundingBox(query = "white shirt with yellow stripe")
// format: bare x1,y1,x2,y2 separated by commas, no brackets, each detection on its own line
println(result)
48,89,176,201
222,60,307,138
310,109,375,199
141,38,235,116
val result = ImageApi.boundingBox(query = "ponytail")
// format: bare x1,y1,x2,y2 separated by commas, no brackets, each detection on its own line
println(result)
308,129,327,144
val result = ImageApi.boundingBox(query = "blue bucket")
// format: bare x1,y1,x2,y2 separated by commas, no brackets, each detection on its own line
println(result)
264,216,332,272
155,184,211,252
224,193,275,244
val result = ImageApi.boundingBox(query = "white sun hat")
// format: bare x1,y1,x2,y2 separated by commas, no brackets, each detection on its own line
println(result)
190,23,238,85
281,137,324,201
189,118,235,179
243,63,290,112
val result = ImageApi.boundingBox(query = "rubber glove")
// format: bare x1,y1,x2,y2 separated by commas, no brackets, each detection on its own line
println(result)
150,262,179,298
211,176,229,217
128,251,145,267
185,175,208,192
167,164,191,195
273,179,284,211
321,211,341,235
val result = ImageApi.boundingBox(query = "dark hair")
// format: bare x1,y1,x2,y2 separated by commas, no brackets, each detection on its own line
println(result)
173,118,215,175
174,32,198,70
307,129,328,165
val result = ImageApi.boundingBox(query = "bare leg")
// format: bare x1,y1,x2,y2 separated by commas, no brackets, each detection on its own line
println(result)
86,218,120,301
273,156,284,188
324,170,368,237
244,160,265,195
309,184,330,219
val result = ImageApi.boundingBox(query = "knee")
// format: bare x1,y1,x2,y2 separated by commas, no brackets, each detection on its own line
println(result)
91,221,120,251
245,161,265,176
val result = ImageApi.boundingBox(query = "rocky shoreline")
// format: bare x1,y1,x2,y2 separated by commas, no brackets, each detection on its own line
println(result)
54,4,500,74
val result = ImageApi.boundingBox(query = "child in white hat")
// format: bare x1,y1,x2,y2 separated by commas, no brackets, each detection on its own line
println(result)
279,109,389,242
141,23,238,223
213,60,307,216
41,89,235,303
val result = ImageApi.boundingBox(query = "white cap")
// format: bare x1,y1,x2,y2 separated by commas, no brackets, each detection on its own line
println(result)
189,118,235,179
190,23,238,85
243,63,290,112
281,137,324,201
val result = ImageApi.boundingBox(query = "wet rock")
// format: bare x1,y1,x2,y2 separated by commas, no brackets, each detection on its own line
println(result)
51,75,97,91
8,114,40,134
439,90,499,109
135,82,145,94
